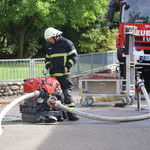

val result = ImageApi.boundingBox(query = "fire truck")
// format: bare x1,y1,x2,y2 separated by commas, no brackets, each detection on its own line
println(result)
106,0,150,92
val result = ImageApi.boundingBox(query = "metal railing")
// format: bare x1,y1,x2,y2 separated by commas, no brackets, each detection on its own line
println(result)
0,51,117,82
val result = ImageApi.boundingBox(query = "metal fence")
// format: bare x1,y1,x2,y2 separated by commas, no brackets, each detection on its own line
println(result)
0,51,117,82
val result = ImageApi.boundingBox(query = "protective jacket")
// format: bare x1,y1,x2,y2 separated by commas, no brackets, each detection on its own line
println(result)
45,36,77,76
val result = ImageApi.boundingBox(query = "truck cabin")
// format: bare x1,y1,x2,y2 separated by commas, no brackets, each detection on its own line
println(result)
107,0,150,24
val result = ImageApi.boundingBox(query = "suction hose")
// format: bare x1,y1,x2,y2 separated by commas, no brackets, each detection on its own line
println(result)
0,90,40,136
54,101,150,122
137,78,150,111
1,79,150,136
50,77,150,122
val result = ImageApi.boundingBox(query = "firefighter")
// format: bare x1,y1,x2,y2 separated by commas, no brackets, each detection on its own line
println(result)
44,27,79,121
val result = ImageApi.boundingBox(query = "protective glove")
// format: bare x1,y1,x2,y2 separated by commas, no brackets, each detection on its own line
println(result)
42,69,48,75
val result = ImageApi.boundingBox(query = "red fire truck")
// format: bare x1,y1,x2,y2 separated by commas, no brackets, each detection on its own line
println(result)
107,0,150,92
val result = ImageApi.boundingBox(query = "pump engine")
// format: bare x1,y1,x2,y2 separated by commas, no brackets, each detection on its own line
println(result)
19,76,67,123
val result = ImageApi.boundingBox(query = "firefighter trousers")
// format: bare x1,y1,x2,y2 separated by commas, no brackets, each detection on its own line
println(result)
56,75,73,104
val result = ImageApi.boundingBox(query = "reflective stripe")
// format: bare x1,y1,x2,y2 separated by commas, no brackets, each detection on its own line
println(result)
46,54,50,58
45,62,50,65
68,49,77,55
65,67,68,73
45,49,76,74
65,103,75,107
46,53,67,58
46,53,67,66
46,50,76,58
51,72,70,76
68,59,75,66
49,53,67,58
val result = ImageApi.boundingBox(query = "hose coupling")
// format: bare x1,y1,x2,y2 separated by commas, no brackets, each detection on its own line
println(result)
47,96,57,106
137,79,144,88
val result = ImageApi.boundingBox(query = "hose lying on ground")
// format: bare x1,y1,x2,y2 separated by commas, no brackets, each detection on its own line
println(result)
0,91,40,136
55,102,150,122
137,78,150,111
1,80,150,136
53,77,150,122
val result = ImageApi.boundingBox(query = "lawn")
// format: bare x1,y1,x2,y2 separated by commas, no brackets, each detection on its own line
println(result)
0,60,104,82
0,61,45,81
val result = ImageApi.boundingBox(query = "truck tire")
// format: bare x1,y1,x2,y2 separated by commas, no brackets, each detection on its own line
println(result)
80,96,94,107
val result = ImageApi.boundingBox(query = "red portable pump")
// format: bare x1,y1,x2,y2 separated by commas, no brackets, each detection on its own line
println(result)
20,72,66,123
23,77,61,94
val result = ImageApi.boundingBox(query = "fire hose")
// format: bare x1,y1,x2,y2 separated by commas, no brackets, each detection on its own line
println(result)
0,91,40,136
1,79,150,136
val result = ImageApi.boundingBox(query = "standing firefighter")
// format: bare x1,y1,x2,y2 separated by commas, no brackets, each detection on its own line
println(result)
44,27,79,121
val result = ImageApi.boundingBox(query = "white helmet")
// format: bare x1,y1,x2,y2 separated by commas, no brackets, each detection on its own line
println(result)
44,27,63,40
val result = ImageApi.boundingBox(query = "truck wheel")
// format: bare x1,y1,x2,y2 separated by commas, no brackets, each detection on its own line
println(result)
122,96,134,105
80,96,94,107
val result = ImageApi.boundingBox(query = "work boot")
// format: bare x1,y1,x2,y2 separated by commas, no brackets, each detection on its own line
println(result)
65,103,79,121
67,112,79,121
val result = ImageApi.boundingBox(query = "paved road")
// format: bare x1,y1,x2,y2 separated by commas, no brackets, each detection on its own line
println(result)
0,102,150,150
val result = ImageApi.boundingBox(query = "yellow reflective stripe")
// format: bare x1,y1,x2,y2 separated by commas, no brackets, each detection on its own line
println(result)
46,50,76,58
68,49,77,55
65,103,75,107
68,59,75,66
46,53,67,66
64,55,67,66
46,50,76,68
50,53,67,58
46,50,76,59
65,67,68,73
51,72,70,76
46,53,67,58
46,54,50,58
45,62,50,65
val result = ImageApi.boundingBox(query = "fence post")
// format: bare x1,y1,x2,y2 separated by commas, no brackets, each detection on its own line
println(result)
91,53,94,73
77,57,81,74
29,59,35,78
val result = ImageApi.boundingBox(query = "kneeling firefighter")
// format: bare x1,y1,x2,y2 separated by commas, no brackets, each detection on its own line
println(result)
44,27,79,121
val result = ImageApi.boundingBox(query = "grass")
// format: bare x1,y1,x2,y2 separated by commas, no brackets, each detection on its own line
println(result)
94,96,122,103
0,60,106,81
0,61,45,81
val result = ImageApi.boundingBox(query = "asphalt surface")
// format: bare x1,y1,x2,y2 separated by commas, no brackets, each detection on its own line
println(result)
1,101,150,150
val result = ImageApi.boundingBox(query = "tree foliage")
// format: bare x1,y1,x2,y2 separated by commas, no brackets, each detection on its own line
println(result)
0,0,116,58
79,22,117,53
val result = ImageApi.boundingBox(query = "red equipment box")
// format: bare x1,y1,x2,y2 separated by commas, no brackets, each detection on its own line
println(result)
23,77,61,94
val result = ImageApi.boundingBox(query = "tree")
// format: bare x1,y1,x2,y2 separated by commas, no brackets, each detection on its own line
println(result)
79,21,117,53
0,0,114,58
57,0,116,54
0,0,66,58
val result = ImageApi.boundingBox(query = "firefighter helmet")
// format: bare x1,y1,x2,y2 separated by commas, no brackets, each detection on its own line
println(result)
44,27,63,40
